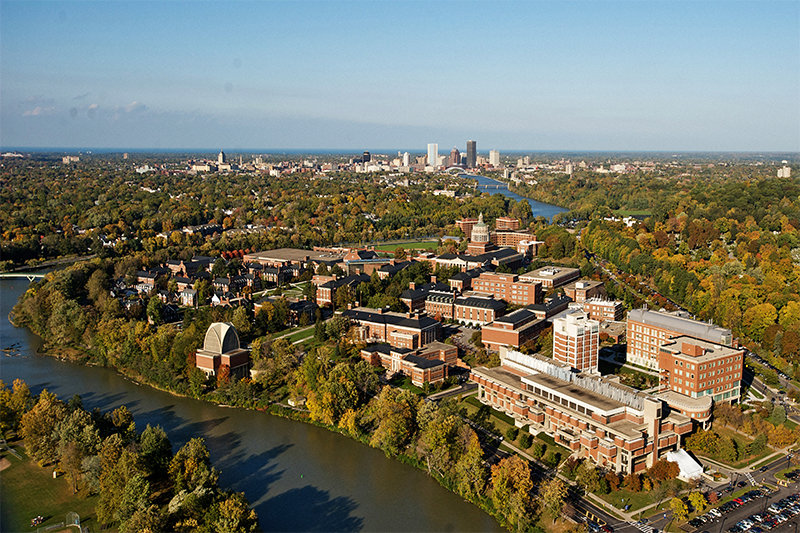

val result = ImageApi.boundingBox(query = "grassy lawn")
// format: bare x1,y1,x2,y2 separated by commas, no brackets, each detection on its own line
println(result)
286,328,315,343
0,440,98,532
692,426,774,469
373,241,439,252
600,488,657,513
776,465,800,480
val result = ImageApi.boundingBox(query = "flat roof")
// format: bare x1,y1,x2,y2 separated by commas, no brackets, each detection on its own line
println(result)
659,335,742,361
245,248,346,263
524,372,626,413
628,308,731,344
521,266,580,279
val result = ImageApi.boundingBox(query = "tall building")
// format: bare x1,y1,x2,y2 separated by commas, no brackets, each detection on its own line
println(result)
658,336,743,405
456,217,479,240
427,143,438,167
402,152,410,166
778,161,792,178
449,147,461,166
553,311,599,373
362,151,371,163
626,309,733,370
217,150,226,164
489,150,500,167
466,140,477,168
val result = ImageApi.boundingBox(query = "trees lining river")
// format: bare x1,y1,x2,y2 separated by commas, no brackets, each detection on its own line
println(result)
1,276,501,532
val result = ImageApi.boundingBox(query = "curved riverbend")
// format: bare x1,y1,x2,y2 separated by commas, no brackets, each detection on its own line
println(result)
463,174,568,222
0,276,502,532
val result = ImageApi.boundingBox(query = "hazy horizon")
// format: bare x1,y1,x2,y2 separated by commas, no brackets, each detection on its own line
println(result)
2,1,798,152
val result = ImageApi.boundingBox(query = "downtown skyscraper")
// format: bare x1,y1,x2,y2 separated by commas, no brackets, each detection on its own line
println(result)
466,140,477,168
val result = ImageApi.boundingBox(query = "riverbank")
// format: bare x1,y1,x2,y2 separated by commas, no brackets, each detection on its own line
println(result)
462,174,568,222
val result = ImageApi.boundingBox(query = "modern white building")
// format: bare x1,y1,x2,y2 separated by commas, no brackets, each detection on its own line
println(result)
402,152,410,166
489,150,500,167
778,161,792,178
427,143,438,167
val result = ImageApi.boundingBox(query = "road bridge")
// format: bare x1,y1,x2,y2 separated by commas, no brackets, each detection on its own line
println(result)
0,273,46,281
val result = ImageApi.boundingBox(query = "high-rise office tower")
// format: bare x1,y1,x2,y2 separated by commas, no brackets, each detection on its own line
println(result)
427,143,438,167
402,152,410,166
489,150,500,167
218,150,226,164
362,151,371,163
466,140,477,168
449,147,461,166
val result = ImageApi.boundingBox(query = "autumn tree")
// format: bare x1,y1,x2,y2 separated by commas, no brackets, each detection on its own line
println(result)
670,497,688,522
20,389,67,465
491,455,534,531
539,476,568,524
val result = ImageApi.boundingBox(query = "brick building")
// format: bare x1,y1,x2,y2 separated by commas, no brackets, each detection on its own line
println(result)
456,217,480,240
342,307,440,349
453,295,507,326
563,279,606,303
195,322,251,380
519,266,580,289
471,271,542,306
553,311,600,373
658,336,743,405
495,216,521,231
315,273,370,307
470,347,693,474
626,309,733,370
481,308,548,351
360,341,457,386
582,298,625,322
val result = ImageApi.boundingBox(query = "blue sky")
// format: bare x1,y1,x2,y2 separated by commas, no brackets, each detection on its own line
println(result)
1,0,798,151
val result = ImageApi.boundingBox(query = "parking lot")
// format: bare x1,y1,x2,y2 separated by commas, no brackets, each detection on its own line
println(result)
690,487,800,532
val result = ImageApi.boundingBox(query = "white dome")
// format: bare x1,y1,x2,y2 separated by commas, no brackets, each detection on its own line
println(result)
203,322,240,354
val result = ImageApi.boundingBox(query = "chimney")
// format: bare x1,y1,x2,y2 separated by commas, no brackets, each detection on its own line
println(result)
409,282,416,290
407,312,413,318
431,275,437,284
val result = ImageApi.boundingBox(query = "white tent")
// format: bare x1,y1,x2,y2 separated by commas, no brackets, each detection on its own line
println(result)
665,449,704,481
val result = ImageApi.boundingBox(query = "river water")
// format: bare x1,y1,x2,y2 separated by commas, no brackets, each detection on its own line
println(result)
463,174,567,222
0,276,501,532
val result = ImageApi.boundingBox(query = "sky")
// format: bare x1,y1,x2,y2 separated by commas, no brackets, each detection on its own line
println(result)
1,0,798,152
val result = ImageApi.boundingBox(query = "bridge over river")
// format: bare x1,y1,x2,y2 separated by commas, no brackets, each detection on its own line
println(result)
0,273,46,281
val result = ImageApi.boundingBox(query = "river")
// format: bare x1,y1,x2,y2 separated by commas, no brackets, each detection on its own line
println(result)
463,174,567,221
0,276,501,532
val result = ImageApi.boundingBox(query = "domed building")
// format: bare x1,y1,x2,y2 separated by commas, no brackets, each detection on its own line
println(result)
466,213,496,255
195,322,251,380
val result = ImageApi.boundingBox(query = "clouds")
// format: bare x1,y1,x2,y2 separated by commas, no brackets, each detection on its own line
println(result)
22,106,56,117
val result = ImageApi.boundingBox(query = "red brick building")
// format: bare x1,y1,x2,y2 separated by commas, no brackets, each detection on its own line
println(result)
360,341,457,386
495,216,521,231
481,308,548,351
343,307,440,349
583,298,625,322
195,322,251,380
519,266,580,289
471,271,542,306
470,347,693,474
563,279,605,303
658,336,743,405
552,311,600,373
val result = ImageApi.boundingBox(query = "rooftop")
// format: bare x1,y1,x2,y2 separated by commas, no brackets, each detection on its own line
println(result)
628,308,732,344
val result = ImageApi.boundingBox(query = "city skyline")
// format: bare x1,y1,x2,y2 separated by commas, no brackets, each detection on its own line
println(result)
1,0,798,151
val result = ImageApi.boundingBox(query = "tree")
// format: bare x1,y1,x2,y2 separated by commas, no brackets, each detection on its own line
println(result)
116,473,151,526
670,497,688,522
648,458,680,481
140,424,172,476
369,388,419,455
214,492,259,533
539,476,568,523
169,437,219,493
20,389,67,465
454,429,487,500
231,306,251,337
688,491,708,514
146,297,164,325
121,505,164,533
576,461,602,493
491,455,534,530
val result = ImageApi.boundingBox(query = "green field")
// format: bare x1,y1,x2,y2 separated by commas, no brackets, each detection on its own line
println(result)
373,241,439,252
0,440,98,531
